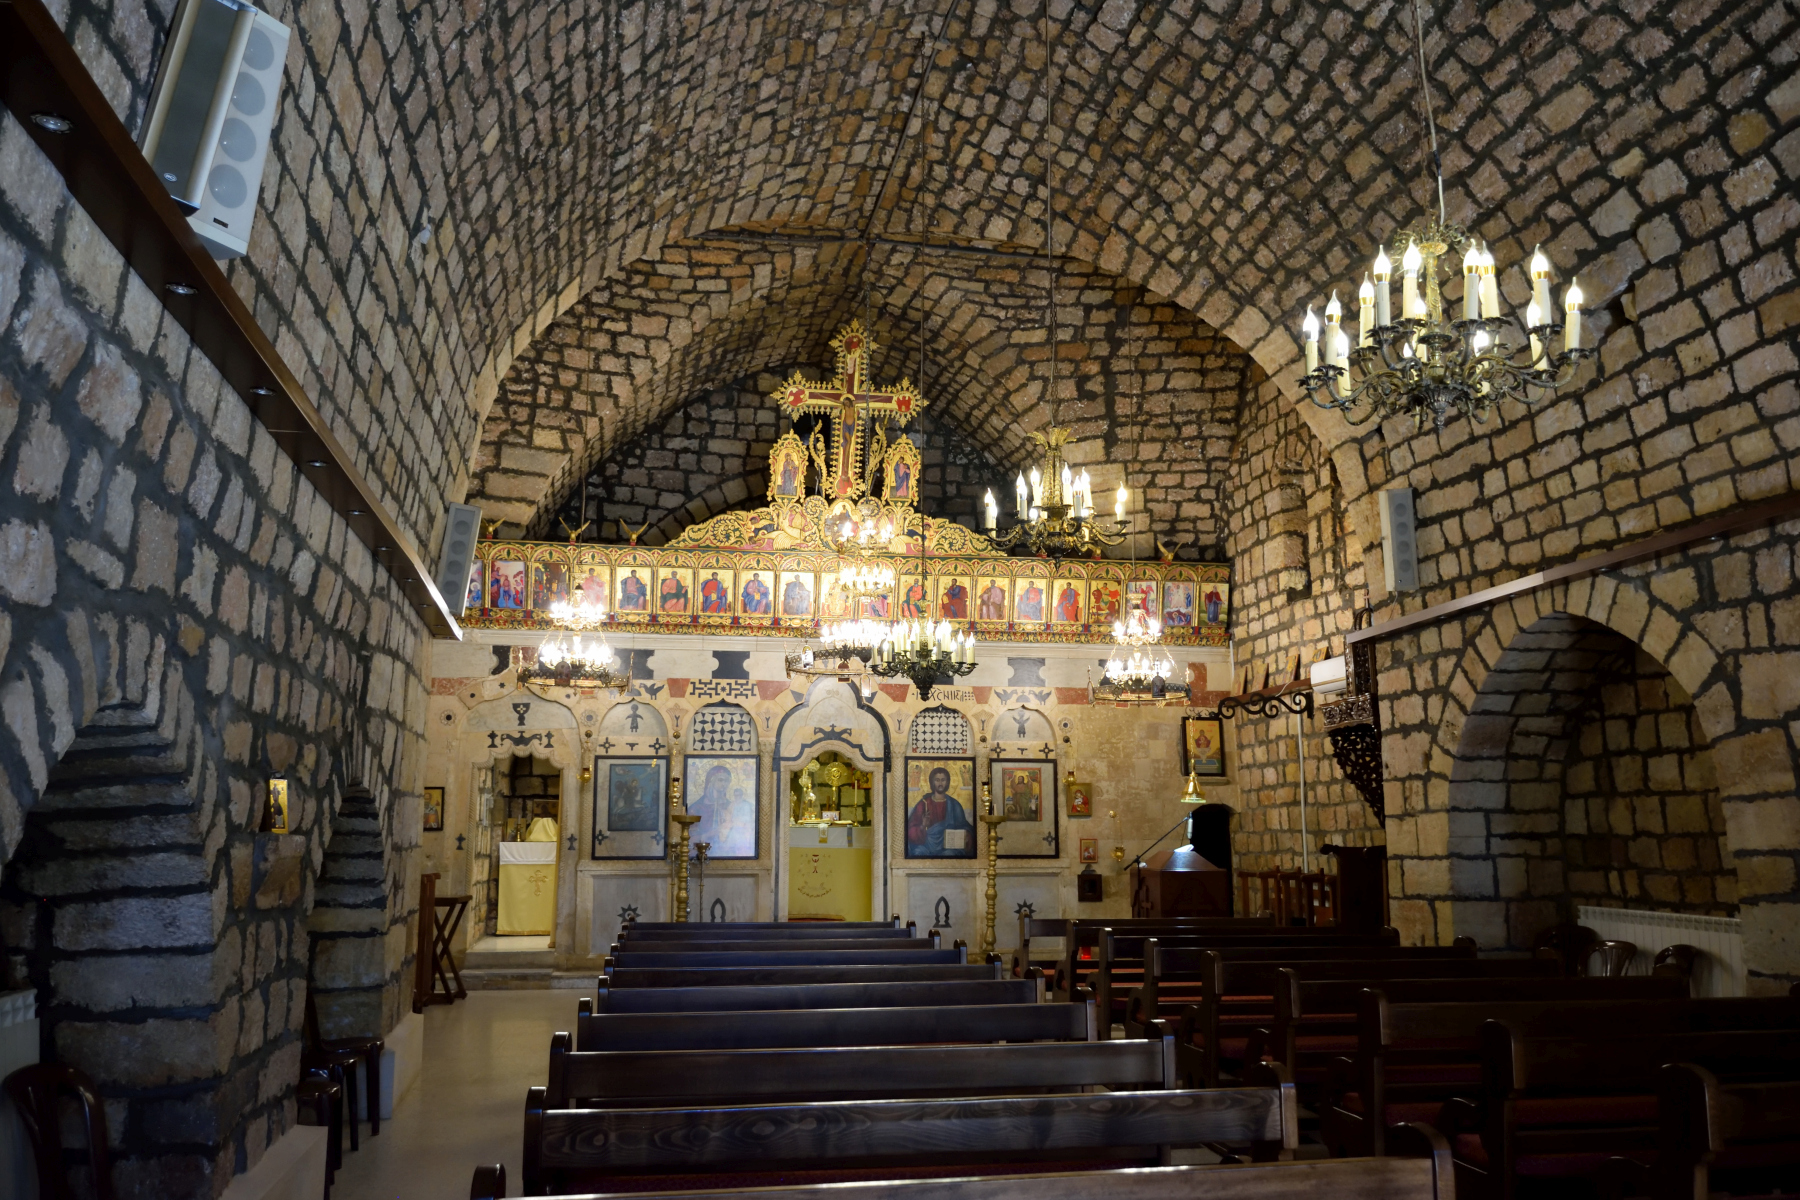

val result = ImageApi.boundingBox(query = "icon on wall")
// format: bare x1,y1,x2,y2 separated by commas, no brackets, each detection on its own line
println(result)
1079,838,1099,864
422,786,445,832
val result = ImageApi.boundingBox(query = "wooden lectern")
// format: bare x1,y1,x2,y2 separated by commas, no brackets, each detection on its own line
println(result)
1129,845,1230,918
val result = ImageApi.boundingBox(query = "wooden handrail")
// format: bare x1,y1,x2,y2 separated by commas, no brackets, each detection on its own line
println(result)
1348,488,1800,647
0,0,459,638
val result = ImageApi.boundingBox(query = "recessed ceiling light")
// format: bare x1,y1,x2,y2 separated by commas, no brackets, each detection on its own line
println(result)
30,114,72,133
165,282,197,296
305,459,326,468
249,386,274,396
348,509,365,516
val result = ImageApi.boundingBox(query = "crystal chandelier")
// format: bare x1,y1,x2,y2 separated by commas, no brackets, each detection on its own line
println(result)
1112,607,1162,648
1090,605,1188,704
1300,0,1593,431
784,643,878,700
985,427,1126,558
820,618,892,660
524,602,629,689
869,619,977,702
828,497,897,602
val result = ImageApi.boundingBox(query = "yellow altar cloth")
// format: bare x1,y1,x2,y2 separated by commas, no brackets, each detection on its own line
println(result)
497,820,558,935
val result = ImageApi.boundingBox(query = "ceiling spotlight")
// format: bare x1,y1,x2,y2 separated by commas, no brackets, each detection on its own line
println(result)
348,508,365,516
164,282,197,296
30,113,72,133
249,386,274,396
305,459,325,467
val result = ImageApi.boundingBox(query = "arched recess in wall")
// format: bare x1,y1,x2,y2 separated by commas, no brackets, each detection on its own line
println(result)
586,699,674,945
681,701,763,924
1445,613,1735,955
776,681,892,920
988,706,1065,950
893,705,980,940
457,694,580,946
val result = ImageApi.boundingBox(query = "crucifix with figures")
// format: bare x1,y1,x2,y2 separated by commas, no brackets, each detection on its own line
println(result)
774,321,925,500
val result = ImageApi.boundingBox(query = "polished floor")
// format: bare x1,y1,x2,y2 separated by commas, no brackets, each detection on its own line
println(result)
332,989,572,1199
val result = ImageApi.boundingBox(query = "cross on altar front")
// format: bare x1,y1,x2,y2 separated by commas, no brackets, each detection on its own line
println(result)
774,321,925,499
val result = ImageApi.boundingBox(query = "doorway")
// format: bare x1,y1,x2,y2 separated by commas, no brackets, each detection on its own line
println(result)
786,751,875,920
485,754,563,939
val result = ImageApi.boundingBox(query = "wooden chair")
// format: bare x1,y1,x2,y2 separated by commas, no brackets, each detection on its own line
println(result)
296,1063,343,1194
1654,943,1700,985
3,1063,115,1200
1588,939,1638,978
1531,921,1599,977
304,987,383,1146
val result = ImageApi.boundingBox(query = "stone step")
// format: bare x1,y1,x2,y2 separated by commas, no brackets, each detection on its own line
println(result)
459,967,555,991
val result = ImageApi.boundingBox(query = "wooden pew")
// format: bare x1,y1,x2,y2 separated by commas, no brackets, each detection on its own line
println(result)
476,1130,1455,1200
623,918,908,932
619,921,918,941
615,935,940,954
1059,919,1356,998
600,962,999,989
1083,927,1412,1015
604,946,967,969
544,1033,1179,1107
1655,1061,1800,1200
1459,1016,1800,1200
575,998,1098,1052
1115,940,1478,1042
1319,975,1693,1156
521,1084,1299,1195
587,977,1041,1013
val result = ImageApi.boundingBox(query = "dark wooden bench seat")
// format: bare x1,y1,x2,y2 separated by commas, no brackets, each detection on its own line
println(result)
1655,1062,1800,1200
618,924,919,943
622,919,909,933
544,1033,1178,1107
587,977,1041,1013
1064,924,1401,1003
615,936,940,954
1014,917,1276,985
600,962,1001,989
574,998,1097,1052
1457,1017,1800,1200
473,1131,1453,1200
520,1084,1299,1195
605,946,966,969
1317,975,1693,1156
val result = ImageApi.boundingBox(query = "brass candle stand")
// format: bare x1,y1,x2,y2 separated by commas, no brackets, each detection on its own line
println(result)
670,779,702,922
977,781,1007,958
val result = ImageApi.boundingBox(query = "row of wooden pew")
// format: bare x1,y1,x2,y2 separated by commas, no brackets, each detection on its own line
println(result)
468,915,1800,1199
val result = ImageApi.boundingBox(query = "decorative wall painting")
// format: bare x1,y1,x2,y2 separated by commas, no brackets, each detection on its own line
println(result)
1067,782,1092,818
1051,579,1083,626
656,566,694,615
974,577,1010,624
682,755,758,858
883,437,921,504
422,786,445,832
768,431,808,501
1011,577,1049,626
464,560,484,610
696,568,733,617
489,560,527,609
992,760,1058,858
1162,581,1196,628
740,570,774,616
1201,580,1230,627
902,757,977,859
779,571,815,620
615,567,651,614
895,577,929,619
817,572,853,620
571,561,608,609
1125,580,1158,620
1181,716,1227,778
935,575,972,620
532,562,569,609
593,757,669,859
1089,579,1121,626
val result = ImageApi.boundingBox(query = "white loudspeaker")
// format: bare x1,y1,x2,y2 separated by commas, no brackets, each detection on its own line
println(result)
1378,487,1419,593
138,0,291,259
436,504,483,618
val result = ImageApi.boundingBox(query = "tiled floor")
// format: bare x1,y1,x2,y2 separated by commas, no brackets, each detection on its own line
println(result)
330,989,573,1199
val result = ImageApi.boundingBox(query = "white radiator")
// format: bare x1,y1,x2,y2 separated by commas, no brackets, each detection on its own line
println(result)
1576,906,1744,997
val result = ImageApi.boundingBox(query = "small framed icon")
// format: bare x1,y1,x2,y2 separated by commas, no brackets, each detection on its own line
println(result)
1079,837,1099,864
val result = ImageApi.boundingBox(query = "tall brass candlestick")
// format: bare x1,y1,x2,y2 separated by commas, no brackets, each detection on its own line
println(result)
670,779,702,922
977,781,1007,958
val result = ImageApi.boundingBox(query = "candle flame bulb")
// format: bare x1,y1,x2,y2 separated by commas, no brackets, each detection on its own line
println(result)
1324,291,1341,323
1402,242,1422,273
1564,279,1583,352
1302,306,1320,372
1372,247,1393,326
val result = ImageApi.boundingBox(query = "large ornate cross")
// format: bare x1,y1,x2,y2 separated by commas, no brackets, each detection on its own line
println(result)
774,321,925,500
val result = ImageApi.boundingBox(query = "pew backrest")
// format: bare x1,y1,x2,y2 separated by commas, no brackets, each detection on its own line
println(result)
602,962,1001,988
575,999,1097,1051
615,936,939,954
624,919,905,931
619,922,916,941
545,1033,1179,1107
589,977,1040,1012
1658,1061,1800,1198
523,1085,1295,1193
606,947,967,969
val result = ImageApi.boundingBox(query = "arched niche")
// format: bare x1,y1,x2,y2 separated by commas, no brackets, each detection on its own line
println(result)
986,705,1065,949
775,681,892,920
452,692,580,949
679,701,765,926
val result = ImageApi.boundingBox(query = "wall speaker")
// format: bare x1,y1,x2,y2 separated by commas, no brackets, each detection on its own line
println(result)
1378,487,1419,593
138,0,291,259
436,503,483,618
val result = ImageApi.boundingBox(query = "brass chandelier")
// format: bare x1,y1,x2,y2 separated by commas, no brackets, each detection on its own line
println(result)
523,601,629,689
1300,0,1592,430
984,427,1126,558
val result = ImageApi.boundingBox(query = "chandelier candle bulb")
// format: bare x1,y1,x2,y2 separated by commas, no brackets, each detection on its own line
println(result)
1479,246,1500,319
1372,247,1392,326
1564,280,1583,351
1358,276,1374,346
1526,300,1544,366
1014,472,1027,516
1462,245,1481,320
983,489,998,530
1302,306,1320,372
1114,483,1127,522
1029,467,1042,507
1334,328,1352,398
1530,245,1552,321
1401,242,1423,319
